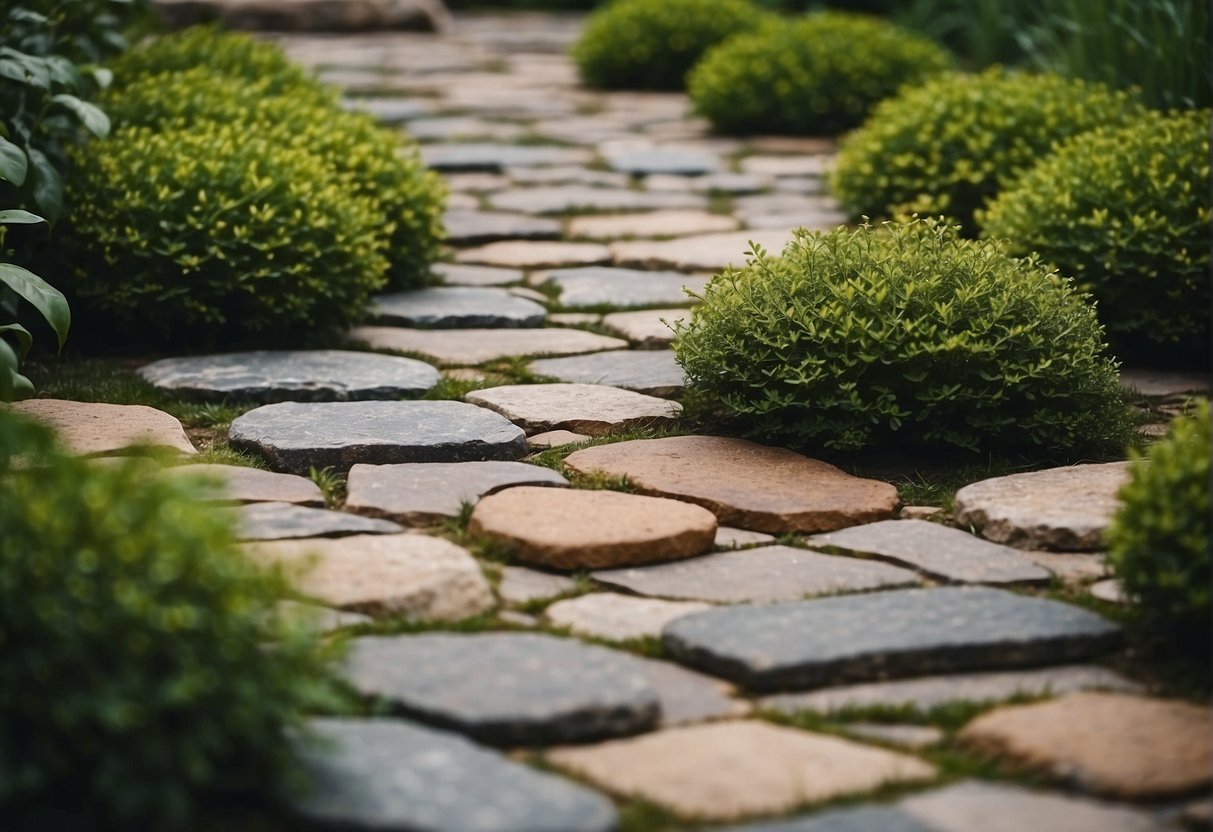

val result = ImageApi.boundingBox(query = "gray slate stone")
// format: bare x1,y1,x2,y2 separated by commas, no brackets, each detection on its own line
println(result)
160,463,325,506
538,266,708,308
432,261,523,287
350,326,627,365
715,806,934,832
343,632,661,744
662,586,1121,691
443,209,563,245
488,186,705,215
139,350,440,402
605,148,720,176
421,143,592,172
636,656,750,727
292,718,617,832
497,565,577,606
229,400,527,474
230,502,404,541
372,287,546,329
529,350,685,397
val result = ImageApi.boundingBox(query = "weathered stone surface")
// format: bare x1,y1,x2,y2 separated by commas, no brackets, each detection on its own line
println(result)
443,209,563,245
342,95,433,122
538,266,708,308
409,116,527,141
568,209,739,240
715,806,936,832
497,565,576,606
564,436,899,533
1022,551,1110,584
508,286,549,303
420,143,592,172
644,172,770,195
455,240,612,269
612,229,796,272
663,587,1121,692
469,486,716,570
13,399,196,456
229,400,527,474
230,502,403,541
1089,578,1129,603
160,463,325,506
343,632,661,744
445,172,512,193
845,723,944,750
546,720,935,822
715,526,775,549
593,546,918,604
345,460,568,525
546,593,710,641
248,533,494,620
373,287,546,328
1120,369,1210,399
527,429,591,450
506,166,630,187
806,519,1051,585
350,326,628,365
900,505,943,520
604,148,720,176
466,384,681,436
759,665,1143,715
529,350,685,397
953,463,1132,551
139,350,440,402
292,718,617,832
739,155,833,177
156,0,451,33
434,260,524,287
601,308,687,347
634,656,750,727
489,186,704,215
960,693,1213,799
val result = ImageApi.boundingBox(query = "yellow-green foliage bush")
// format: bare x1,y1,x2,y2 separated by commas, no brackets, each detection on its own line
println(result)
688,12,952,135
673,219,1131,455
980,109,1211,365
572,0,767,90
831,69,1144,231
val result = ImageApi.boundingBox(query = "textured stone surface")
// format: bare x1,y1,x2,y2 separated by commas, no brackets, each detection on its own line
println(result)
634,656,750,727
229,400,526,474
960,692,1212,799
443,209,562,245
806,519,1051,585
470,486,716,570
13,399,196,456
567,210,738,240
343,632,661,744
161,463,324,506
292,718,617,832
844,723,944,750
420,142,592,171
715,527,775,549
611,228,796,272
739,155,833,177
455,240,612,269
953,463,1131,551
539,266,708,308
546,593,710,640
408,116,527,141
246,533,493,620
351,326,627,365
663,587,1121,691
529,350,684,397
497,565,576,606
373,287,546,328
603,147,720,176
714,806,936,832
506,165,630,187
645,172,769,195
526,429,591,450
547,312,601,327
230,502,404,541
466,384,681,436
346,461,568,525
1119,369,1210,399
546,720,935,822
601,308,687,347
565,436,899,533
433,261,523,287
1022,551,1110,584
489,186,704,215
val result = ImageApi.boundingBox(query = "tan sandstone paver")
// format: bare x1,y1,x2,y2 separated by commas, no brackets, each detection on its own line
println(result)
545,593,710,640
160,463,325,506
611,228,798,272
465,383,681,436
349,327,627,365
13,399,197,456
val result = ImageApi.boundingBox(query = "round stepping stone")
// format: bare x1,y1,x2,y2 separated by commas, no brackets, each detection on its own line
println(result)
350,326,628,365
466,384,681,436
372,287,546,329
138,350,440,402
568,210,738,241
601,308,688,347
12,399,196,456
564,436,899,533
229,502,403,541
497,565,577,606
443,209,563,245
953,462,1132,551
603,148,721,176
529,350,685,397
455,240,612,269
420,143,593,172
292,718,618,832
345,461,568,525
470,486,716,570
433,262,524,287
536,267,708,309
160,463,324,506
546,594,710,641
488,186,705,215
243,533,494,620
662,586,1122,692
343,632,661,744
229,400,527,474
611,228,798,272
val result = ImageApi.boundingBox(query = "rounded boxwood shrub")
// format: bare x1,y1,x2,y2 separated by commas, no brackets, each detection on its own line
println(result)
0,411,341,825
57,121,389,348
980,109,1211,366
673,219,1131,455
572,0,767,91
688,11,952,135
1106,400,1210,652
831,69,1145,231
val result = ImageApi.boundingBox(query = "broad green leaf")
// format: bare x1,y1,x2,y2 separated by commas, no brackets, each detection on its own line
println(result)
0,263,70,349
91,67,114,90
0,338,17,402
0,322,33,361
52,94,110,138
0,209,45,225
27,149,63,223
0,136,27,186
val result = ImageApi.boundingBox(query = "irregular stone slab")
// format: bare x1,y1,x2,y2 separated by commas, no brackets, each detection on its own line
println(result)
443,209,562,245
634,656,750,727
1119,369,1210,399
612,228,797,272
229,400,527,474
714,806,935,832
420,143,592,172
161,463,324,506
444,172,511,193
663,586,1121,692
466,384,681,436
1022,551,1110,584
373,287,546,329
230,502,403,541
564,436,899,533
900,505,943,520
529,350,685,397
546,593,710,641
433,261,524,286
346,460,568,525
604,148,721,176
759,665,1143,715
343,632,661,744
546,312,601,327
455,240,612,269
593,546,918,604
497,565,577,606
567,210,738,240
1089,578,1129,603
508,286,549,303
447,192,485,210
244,533,493,620
408,116,527,141
12,399,196,456
601,308,688,347
644,172,770,195
845,723,943,750
739,155,833,177
900,781,1165,832
278,600,372,634
506,166,631,188
488,186,704,215
341,96,434,123
961,692,1213,799
350,326,628,365
527,429,591,450
538,267,709,309
546,720,935,822
715,527,775,549
292,718,617,832
806,519,1050,585
953,463,1132,551
470,486,716,570
139,350,440,402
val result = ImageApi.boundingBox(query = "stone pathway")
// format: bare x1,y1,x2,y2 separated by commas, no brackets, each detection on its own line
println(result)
22,12,1208,831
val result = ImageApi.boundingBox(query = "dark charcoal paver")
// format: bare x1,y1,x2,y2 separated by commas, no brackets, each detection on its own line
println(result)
420,143,592,172
662,586,1121,691
372,287,546,329
229,502,404,541
529,350,685,397
443,209,563,245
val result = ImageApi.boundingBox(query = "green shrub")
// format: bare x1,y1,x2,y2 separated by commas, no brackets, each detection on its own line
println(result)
572,0,767,91
0,410,341,825
830,68,1144,232
1107,401,1210,652
980,110,1211,366
688,11,952,135
673,219,1131,455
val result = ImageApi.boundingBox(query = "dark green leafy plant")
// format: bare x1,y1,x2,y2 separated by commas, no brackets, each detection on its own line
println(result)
980,109,1210,366
10,0,154,64
0,208,70,400
688,11,952,135
673,219,1132,455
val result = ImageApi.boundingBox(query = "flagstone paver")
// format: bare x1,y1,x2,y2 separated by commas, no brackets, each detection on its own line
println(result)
350,326,628,365
601,308,688,347
489,186,705,215
546,312,601,327
372,286,546,328
714,527,776,549
716,806,936,832
139,350,441,402
526,429,592,449
466,383,681,435
455,240,613,269
443,209,563,245
469,486,717,569
420,142,593,171
13,399,197,456
506,165,630,187
844,723,944,750
536,266,708,308
229,502,404,541
432,261,524,286
161,463,325,506
529,350,684,397
611,228,797,272
635,656,751,727
496,565,577,606
567,209,739,240
277,601,372,634
644,172,770,194
738,155,832,177
545,593,711,641
1022,551,1109,584
602,147,721,176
